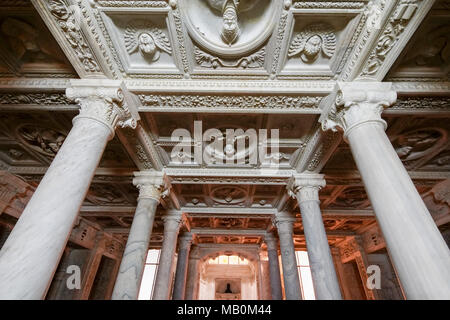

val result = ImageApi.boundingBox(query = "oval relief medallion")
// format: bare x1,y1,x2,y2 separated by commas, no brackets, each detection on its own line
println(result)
179,0,280,58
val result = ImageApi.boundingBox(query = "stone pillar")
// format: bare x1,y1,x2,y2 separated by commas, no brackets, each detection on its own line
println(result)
112,171,168,300
321,82,450,299
0,79,138,300
152,212,182,300
185,246,200,300
273,213,301,300
264,233,283,300
172,233,193,300
258,250,272,300
287,174,342,300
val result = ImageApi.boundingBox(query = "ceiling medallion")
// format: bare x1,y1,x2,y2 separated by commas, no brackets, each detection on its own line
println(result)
211,185,247,205
179,0,280,58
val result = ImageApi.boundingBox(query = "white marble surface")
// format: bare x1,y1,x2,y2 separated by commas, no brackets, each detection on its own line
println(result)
0,118,111,299
111,197,159,300
296,187,342,300
265,234,283,300
184,246,200,300
347,121,450,299
172,233,192,300
152,213,182,300
274,214,301,300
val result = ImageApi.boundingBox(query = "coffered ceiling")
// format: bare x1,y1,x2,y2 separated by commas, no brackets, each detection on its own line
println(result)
0,0,449,248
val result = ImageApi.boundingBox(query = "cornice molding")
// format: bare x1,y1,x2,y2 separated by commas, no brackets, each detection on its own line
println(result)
0,78,448,96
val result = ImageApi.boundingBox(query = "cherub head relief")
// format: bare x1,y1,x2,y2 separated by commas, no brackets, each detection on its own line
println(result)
124,21,172,62
207,0,242,45
288,23,337,63
221,0,240,45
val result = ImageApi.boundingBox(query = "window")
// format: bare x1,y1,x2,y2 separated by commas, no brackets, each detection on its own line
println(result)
138,249,161,300
208,255,248,265
295,251,316,300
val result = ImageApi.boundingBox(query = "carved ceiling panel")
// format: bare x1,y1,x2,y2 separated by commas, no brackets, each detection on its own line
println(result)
90,0,374,79
386,116,450,171
141,112,315,169
176,183,284,209
0,0,448,251
101,8,181,75
0,111,136,172
293,216,375,234
388,5,450,81
279,10,360,78
0,111,73,167
0,5,75,77
326,186,371,210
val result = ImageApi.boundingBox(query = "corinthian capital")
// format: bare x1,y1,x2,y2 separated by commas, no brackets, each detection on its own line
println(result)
162,211,183,233
66,79,140,136
133,170,170,202
272,211,296,233
320,82,397,139
286,173,325,203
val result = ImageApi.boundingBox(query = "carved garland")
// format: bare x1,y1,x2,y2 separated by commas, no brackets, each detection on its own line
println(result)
360,0,422,77
340,0,386,81
138,94,322,110
292,1,367,10
195,47,265,69
46,0,101,73
0,93,72,105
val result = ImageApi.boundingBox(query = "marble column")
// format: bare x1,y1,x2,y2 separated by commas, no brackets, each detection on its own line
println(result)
184,246,200,300
258,251,272,300
0,80,138,300
274,213,301,300
111,171,168,300
172,233,193,300
264,233,283,300
287,174,342,300
321,82,450,299
152,212,182,300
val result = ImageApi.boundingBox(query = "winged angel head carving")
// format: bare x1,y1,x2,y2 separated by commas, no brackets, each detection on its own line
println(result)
288,23,336,63
124,21,172,62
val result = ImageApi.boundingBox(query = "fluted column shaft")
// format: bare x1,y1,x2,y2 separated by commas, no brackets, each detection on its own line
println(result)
111,171,168,300
172,233,193,300
274,214,301,300
264,234,283,300
322,82,450,299
0,80,137,299
288,175,342,300
152,213,182,300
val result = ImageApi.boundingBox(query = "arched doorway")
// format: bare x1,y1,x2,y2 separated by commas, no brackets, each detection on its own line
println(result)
197,252,259,300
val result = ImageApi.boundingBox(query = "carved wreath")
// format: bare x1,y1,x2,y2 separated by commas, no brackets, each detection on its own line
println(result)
288,23,336,63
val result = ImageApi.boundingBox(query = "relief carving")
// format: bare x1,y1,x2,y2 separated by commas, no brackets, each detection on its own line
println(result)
124,20,172,62
210,185,247,205
16,125,66,157
46,0,101,72
288,23,337,63
392,128,447,167
361,0,421,76
180,0,278,57
195,46,265,69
